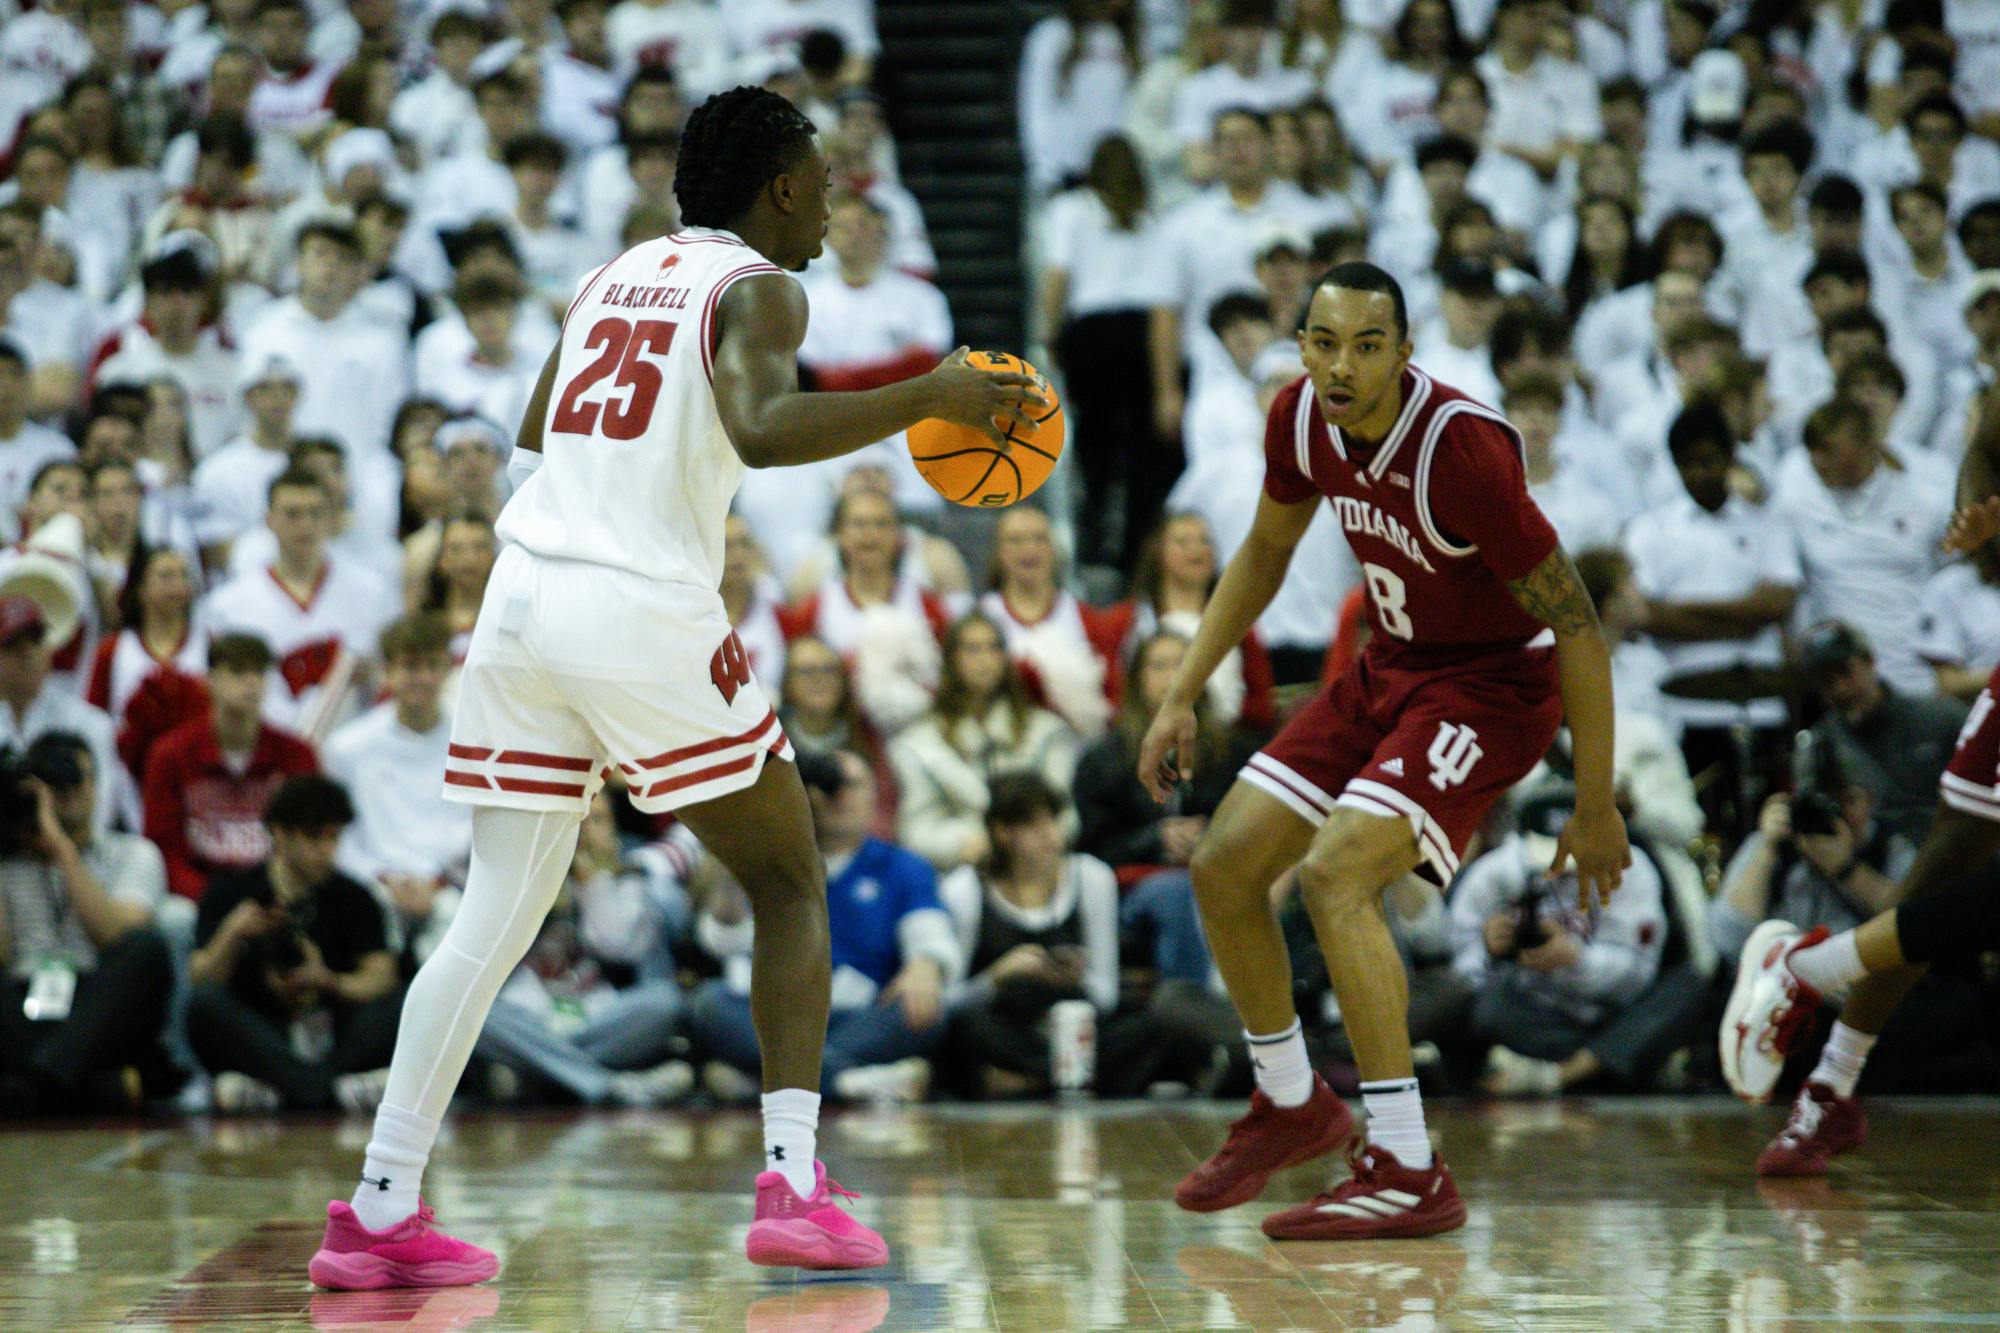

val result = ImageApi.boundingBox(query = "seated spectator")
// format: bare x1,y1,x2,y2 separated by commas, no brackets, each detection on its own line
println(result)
0,334,76,540
414,277,543,432
400,418,508,605
779,635,895,838
1624,402,1800,833
977,506,1118,737
229,436,403,584
324,615,470,963
0,582,119,831
1453,785,1678,1096
1173,291,1275,501
1915,549,2000,701
191,352,301,566
235,217,409,462
89,242,239,461
0,733,170,1115
1510,369,1620,554
205,467,397,736
1802,621,1967,846
938,771,1219,1097
782,489,952,733
143,633,318,902
687,750,960,1103
1411,257,1505,406
186,775,403,1112
1075,628,1256,888
1776,399,1952,695
778,465,970,603
414,513,495,662
1101,512,1275,731
473,792,694,1107
890,613,1078,873
1075,630,1258,990
86,546,208,780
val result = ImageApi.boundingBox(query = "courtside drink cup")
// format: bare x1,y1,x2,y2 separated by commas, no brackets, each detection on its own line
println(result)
1050,1000,1096,1096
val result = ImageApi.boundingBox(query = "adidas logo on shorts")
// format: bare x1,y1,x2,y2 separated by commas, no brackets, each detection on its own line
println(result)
1381,758,1405,777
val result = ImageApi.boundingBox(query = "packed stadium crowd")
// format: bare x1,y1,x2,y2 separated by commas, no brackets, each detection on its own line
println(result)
1,0,1997,1120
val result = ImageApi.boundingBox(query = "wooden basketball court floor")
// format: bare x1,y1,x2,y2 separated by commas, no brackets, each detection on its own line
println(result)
3,1097,1996,1332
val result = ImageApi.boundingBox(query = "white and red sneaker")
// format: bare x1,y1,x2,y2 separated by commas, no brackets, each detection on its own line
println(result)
1721,921,1830,1103
1757,1081,1867,1177
745,1161,889,1271
307,1201,498,1290
1260,1143,1467,1241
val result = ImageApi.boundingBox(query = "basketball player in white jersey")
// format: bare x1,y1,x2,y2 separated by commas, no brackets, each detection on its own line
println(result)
307,87,1042,1288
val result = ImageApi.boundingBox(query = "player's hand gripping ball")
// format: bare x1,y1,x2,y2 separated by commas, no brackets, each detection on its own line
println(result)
909,351,1065,508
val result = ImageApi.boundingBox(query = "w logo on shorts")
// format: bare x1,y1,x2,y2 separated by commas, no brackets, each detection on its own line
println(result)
710,632,750,704
1427,723,1483,790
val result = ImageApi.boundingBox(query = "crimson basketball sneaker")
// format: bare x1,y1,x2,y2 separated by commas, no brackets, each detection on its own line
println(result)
1721,921,1831,1102
307,1200,498,1290
1175,1076,1354,1213
1260,1143,1467,1241
1756,1081,1868,1177
745,1161,889,1271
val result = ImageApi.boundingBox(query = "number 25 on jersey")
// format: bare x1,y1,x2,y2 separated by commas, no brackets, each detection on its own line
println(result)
551,317,678,439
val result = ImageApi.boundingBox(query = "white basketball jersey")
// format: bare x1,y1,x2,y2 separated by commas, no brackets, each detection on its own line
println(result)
496,226,786,588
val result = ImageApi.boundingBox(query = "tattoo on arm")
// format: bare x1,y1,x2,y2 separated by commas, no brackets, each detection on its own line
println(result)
1507,548,1601,636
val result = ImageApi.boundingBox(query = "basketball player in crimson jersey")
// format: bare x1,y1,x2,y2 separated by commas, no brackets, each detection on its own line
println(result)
1139,262,1629,1239
307,87,1040,1289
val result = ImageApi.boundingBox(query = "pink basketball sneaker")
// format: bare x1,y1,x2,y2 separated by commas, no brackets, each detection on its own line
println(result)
745,1161,890,1271
308,1200,499,1290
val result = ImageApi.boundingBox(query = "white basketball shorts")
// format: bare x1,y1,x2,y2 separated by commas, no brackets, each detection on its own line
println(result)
444,545,793,815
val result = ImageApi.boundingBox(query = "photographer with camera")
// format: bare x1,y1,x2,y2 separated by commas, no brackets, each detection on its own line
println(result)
0,732,171,1115
186,775,402,1113
1451,783,1672,1095
1712,742,1914,972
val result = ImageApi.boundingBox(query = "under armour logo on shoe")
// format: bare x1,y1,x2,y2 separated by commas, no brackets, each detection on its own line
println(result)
361,1174,391,1191
769,1147,786,1162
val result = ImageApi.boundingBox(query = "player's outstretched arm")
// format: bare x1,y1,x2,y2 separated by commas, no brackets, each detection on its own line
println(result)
713,274,1045,469
1138,492,1314,802
1507,545,1631,908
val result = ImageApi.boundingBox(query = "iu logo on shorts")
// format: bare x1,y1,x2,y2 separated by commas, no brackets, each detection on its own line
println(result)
710,631,750,704
1427,722,1483,790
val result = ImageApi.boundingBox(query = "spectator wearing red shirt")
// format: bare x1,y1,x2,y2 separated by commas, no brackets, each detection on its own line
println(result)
87,546,210,781
142,632,317,900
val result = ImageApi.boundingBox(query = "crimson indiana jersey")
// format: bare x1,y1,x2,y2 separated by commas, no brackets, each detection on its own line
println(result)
1263,367,1559,654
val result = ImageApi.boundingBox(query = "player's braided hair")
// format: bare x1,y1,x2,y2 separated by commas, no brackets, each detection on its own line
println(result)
674,87,818,229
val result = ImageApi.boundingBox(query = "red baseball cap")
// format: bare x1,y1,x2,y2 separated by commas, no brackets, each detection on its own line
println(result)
0,594,46,648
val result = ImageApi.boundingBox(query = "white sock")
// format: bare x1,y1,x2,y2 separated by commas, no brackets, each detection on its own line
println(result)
352,1102,437,1230
347,807,580,1228
1808,1021,1877,1099
1786,929,1867,998
1361,1077,1433,1169
761,1088,820,1197
1245,1019,1313,1108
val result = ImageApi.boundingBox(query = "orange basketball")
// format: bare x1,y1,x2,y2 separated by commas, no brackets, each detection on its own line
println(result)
907,351,1065,508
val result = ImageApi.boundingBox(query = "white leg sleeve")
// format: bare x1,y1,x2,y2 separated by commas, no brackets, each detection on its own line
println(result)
380,805,582,1123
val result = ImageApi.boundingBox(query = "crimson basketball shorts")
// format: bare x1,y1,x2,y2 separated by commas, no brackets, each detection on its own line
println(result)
444,546,794,816
1240,636,1563,885
1939,667,2000,822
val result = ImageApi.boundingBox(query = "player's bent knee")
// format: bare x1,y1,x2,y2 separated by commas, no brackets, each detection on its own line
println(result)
1299,811,1420,908
1188,835,1265,912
